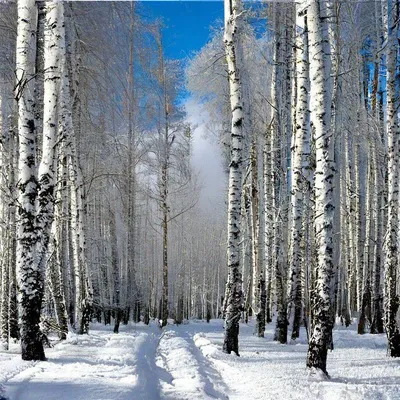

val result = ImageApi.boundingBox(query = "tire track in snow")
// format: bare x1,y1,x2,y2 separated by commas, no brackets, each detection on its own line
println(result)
2,325,167,400
0,360,39,400
129,327,173,400
157,327,229,400
183,329,229,399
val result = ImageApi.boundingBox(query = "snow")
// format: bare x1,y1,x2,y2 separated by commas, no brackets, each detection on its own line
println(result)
1,319,400,400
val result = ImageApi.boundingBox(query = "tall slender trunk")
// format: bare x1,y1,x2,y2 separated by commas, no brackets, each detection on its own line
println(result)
263,125,273,325
346,130,357,314
48,150,68,340
270,6,285,344
15,0,62,360
263,8,276,326
358,139,373,335
15,0,42,361
383,0,400,357
306,0,335,376
339,129,351,326
59,5,92,334
8,128,18,341
0,96,10,350
288,5,309,341
223,0,245,356
354,139,364,314
110,207,121,333
160,85,169,329
242,183,252,323
126,3,138,322
250,140,264,336
371,139,384,334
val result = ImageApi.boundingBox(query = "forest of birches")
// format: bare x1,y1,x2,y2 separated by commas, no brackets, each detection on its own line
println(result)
0,0,399,376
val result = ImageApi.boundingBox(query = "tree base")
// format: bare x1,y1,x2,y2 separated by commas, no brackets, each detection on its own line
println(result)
388,333,400,357
307,367,330,381
223,318,240,356
21,341,46,361
222,348,240,357
306,338,329,376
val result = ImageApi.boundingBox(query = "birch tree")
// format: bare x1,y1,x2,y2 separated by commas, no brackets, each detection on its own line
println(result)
125,3,139,324
48,151,68,340
287,4,310,341
15,0,61,360
305,0,335,376
15,0,42,361
269,3,294,344
370,0,386,335
383,0,400,357
250,139,265,337
0,94,11,350
223,0,245,356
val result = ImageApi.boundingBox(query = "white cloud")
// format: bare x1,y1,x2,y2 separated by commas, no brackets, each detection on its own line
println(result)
185,98,226,211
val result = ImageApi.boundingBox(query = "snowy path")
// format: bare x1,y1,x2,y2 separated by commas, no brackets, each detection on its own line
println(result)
0,322,230,400
1,320,400,399
1,324,164,400
194,320,400,400
156,326,228,399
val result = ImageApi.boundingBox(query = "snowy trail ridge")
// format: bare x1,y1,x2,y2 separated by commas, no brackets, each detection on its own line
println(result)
1,320,400,400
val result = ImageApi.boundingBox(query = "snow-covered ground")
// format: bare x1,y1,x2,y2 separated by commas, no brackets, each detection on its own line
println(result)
1,319,399,400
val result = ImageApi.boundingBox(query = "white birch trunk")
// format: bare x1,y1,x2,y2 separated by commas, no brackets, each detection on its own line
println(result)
288,5,310,341
15,0,62,360
305,0,335,376
48,150,68,340
263,124,273,325
15,0,43,361
358,139,373,334
223,0,245,356
7,129,18,341
126,4,138,322
67,99,92,335
242,181,252,323
109,206,121,333
354,139,364,313
383,0,400,357
250,139,264,337
346,130,357,313
57,4,92,334
270,7,286,344
37,1,61,274
339,131,351,326
371,138,384,334
0,93,10,350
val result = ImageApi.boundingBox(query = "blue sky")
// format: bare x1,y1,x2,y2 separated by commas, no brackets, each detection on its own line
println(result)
139,1,224,61
139,1,266,62
136,2,227,207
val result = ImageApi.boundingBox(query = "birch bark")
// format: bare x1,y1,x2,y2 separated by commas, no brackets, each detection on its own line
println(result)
288,5,310,341
15,0,62,360
223,0,245,356
270,6,286,344
0,95,10,350
305,0,335,375
371,140,384,334
250,140,264,336
383,0,400,357
58,3,92,334
263,125,273,325
15,0,42,361
48,151,68,340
